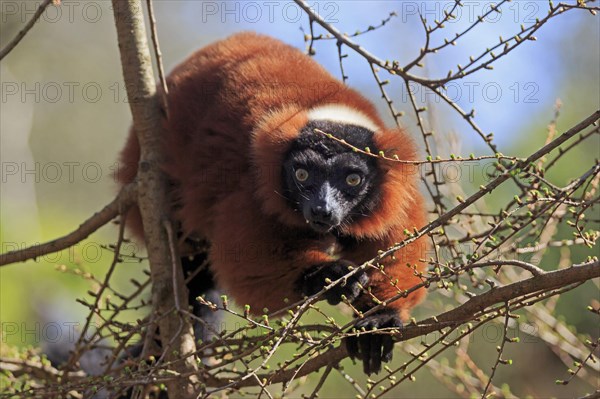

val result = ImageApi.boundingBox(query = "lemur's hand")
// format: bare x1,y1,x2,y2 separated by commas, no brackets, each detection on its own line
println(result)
297,260,369,305
346,308,402,375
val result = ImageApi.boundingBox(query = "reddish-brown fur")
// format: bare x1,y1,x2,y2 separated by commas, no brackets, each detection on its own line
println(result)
117,32,427,318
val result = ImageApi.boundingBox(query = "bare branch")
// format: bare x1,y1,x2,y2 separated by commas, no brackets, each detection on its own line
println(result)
111,0,198,396
0,183,137,267
146,0,170,119
0,0,53,61
203,259,600,389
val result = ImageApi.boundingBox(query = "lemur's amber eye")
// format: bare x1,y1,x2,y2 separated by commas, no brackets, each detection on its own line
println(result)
346,173,362,187
295,168,309,182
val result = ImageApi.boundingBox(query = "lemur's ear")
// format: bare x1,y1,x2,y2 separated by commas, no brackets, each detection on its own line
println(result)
250,105,309,228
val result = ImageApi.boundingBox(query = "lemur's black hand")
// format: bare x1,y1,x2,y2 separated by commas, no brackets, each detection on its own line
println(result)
346,308,402,375
297,260,369,305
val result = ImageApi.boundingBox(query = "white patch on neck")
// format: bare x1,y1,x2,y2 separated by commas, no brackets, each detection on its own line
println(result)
308,104,379,132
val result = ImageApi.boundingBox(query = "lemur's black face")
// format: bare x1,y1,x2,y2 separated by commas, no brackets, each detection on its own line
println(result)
282,121,381,234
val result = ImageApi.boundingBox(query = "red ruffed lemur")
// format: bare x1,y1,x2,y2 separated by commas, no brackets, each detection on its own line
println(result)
118,32,427,375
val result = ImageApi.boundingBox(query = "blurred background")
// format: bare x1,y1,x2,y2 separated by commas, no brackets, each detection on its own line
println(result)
1,1,598,397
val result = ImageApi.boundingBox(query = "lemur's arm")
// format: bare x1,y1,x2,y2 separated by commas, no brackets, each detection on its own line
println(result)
339,228,428,374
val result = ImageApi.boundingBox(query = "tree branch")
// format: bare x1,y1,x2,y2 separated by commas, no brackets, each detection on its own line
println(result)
110,1,198,397
0,183,137,267
222,260,600,388
0,0,53,61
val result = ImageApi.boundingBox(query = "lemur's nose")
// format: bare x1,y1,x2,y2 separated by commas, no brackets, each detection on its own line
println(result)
310,204,333,222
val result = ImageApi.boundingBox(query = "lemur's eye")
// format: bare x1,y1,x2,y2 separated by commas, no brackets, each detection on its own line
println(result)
346,173,362,187
295,168,309,182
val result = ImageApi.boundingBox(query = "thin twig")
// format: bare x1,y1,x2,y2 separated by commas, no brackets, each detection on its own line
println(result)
145,0,170,119
0,0,53,61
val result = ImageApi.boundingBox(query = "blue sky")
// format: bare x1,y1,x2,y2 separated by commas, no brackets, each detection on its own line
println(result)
153,1,598,153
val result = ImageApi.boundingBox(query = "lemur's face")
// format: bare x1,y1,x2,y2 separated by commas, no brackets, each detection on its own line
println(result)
282,121,381,234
